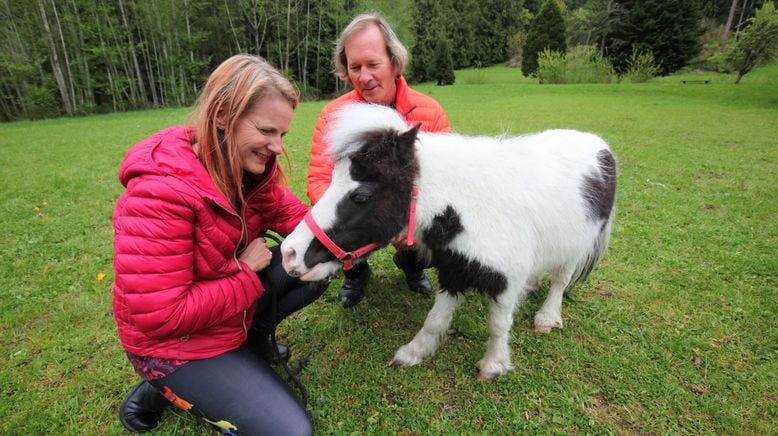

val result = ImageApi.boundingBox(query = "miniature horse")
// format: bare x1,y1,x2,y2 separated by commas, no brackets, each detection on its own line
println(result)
281,103,616,379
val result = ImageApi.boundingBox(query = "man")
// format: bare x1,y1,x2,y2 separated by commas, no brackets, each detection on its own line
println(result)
307,12,451,308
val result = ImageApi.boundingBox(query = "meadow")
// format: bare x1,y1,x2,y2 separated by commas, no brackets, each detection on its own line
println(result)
1,64,776,434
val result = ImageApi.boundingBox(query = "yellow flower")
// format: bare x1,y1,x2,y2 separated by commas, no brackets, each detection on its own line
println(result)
34,207,40,213
96,273,106,281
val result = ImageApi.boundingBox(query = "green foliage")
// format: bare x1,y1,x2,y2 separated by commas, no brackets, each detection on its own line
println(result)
726,2,778,83
409,0,444,83
20,85,62,120
606,0,703,75
621,48,661,83
431,38,456,85
522,0,567,77
536,45,616,83
410,0,524,83
536,48,566,82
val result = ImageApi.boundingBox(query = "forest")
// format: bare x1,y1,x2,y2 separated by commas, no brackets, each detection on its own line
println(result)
0,0,772,121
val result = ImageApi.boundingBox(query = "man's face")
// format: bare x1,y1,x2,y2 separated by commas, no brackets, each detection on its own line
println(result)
345,23,399,106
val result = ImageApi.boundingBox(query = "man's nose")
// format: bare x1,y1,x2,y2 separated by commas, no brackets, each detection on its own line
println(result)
358,68,371,83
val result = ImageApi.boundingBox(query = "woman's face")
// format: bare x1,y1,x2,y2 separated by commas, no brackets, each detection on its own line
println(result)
232,92,294,176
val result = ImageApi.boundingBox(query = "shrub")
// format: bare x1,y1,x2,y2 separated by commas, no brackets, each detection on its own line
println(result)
622,48,661,83
431,38,455,86
21,86,61,120
536,46,616,84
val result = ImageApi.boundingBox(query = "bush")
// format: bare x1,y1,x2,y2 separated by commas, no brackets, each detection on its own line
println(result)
431,38,455,86
622,48,661,83
21,86,61,120
536,46,616,84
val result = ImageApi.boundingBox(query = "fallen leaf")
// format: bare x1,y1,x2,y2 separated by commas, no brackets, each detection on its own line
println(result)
689,384,706,395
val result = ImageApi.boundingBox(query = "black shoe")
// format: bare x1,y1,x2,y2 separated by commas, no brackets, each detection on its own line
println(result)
339,262,370,308
119,381,168,433
393,251,433,295
405,271,433,294
256,339,292,364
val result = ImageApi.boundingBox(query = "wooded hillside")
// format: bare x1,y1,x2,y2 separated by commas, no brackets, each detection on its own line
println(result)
0,0,767,121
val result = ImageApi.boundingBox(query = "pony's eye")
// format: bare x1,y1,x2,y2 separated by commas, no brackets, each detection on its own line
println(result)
349,182,380,204
350,191,371,203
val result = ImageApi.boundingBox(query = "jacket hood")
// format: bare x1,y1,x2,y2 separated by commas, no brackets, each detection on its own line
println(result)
119,126,277,207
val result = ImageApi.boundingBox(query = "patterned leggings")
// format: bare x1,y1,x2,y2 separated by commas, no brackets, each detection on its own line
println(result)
150,246,328,435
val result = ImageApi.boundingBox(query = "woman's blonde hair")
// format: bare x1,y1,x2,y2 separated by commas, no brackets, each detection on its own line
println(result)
191,54,299,208
333,12,409,83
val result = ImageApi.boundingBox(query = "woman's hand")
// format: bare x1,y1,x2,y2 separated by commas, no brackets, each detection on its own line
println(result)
239,238,273,272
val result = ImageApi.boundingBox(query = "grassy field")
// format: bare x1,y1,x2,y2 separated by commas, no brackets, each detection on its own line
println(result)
1,64,776,434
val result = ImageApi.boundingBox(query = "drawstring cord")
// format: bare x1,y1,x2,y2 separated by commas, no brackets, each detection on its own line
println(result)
259,233,309,409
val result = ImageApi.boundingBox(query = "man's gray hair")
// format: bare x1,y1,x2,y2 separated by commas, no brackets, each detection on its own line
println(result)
333,12,409,82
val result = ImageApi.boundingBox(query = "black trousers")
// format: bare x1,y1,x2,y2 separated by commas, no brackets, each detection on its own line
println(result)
150,247,328,436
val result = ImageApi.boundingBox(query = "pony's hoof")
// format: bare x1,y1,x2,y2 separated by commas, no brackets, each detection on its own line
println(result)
534,311,563,332
388,360,404,369
476,371,499,381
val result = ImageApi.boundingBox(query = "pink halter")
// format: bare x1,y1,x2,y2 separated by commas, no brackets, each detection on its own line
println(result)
304,185,419,271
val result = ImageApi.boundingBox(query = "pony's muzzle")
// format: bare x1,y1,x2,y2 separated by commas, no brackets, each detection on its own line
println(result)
281,244,303,277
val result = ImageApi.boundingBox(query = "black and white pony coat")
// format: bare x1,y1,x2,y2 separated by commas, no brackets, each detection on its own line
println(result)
281,103,616,379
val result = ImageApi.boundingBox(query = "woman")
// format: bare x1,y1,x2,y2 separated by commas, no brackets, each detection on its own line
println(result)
113,54,326,435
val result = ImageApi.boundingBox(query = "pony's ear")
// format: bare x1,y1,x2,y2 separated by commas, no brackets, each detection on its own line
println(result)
387,123,419,164
394,123,421,157
401,123,422,144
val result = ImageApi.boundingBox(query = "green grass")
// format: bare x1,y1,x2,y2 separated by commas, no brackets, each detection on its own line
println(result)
1,64,776,434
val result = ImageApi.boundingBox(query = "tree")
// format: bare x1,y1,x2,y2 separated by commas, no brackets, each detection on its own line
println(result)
522,0,567,76
727,2,778,83
606,0,703,75
409,0,445,83
472,0,524,66
430,37,455,85
38,0,72,116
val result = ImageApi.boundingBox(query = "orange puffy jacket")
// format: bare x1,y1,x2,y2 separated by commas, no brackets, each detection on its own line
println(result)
306,76,451,205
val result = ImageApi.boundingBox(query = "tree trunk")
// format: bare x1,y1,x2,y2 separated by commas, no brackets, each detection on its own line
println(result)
38,0,73,115
724,0,739,42
140,30,160,107
118,0,147,104
734,0,752,39
69,0,93,108
184,0,197,95
225,0,243,52
284,0,292,73
50,0,77,112
93,5,118,111
2,0,30,116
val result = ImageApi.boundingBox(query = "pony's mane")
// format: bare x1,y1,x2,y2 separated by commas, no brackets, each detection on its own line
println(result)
326,103,410,161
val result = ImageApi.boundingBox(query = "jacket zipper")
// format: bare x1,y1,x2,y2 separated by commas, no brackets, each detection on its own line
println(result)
208,165,277,338
236,167,276,337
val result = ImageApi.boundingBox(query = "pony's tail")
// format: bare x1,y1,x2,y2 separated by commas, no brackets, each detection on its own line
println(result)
569,207,615,289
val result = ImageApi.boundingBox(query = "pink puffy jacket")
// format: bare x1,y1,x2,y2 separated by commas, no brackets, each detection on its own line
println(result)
113,126,308,360
306,76,451,204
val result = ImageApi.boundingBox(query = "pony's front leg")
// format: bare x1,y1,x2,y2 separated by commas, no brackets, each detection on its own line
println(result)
477,286,522,380
390,291,463,368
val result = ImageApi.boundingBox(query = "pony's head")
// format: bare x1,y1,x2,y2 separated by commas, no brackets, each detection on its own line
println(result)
282,104,421,281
